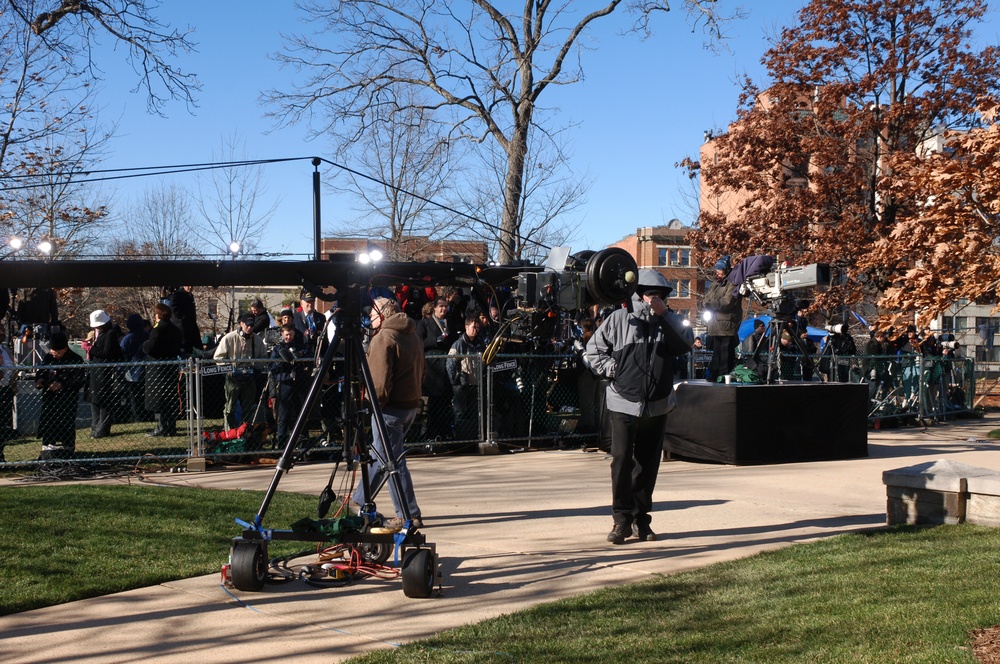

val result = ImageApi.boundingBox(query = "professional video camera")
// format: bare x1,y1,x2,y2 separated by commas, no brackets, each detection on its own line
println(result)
503,247,638,349
745,263,831,301
731,256,831,319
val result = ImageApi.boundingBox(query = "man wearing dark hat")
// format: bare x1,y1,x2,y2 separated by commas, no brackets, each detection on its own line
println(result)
214,314,268,430
278,306,305,348
293,294,326,352
703,255,743,380
35,331,85,459
585,268,691,545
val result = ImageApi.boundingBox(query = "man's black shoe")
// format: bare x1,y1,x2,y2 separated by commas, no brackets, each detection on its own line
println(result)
633,524,656,541
606,523,628,545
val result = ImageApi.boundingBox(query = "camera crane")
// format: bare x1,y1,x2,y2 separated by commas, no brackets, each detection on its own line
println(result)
0,248,638,597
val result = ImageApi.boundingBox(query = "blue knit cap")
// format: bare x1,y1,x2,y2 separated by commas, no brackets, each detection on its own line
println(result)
714,255,731,273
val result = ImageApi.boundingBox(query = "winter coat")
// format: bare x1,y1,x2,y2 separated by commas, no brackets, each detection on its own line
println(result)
87,323,124,407
37,348,85,442
703,277,742,337
584,294,686,417
447,333,486,387
415,316,455,397
367,313,425,410
142,318,182,413
120,314,149,383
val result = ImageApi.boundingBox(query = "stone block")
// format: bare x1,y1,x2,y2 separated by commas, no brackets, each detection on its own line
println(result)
884,459,1000,527
886,485,965,525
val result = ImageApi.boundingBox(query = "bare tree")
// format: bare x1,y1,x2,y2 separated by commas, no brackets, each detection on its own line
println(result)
267,0,731,264
331,91,462,260
5,0,200,113
191,135,280,258
458,127,590,264
113,181,199,258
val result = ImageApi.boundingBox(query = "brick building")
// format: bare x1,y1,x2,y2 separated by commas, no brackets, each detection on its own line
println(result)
320,236,488,264
609,220,703,330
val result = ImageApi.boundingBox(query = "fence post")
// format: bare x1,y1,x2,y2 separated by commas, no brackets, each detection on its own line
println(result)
193,357,203,458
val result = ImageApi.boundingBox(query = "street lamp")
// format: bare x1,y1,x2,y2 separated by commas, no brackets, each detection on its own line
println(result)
227,241,242,330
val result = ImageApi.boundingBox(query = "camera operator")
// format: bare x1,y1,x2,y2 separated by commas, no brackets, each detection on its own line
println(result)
864,329,893,400
822,320,857,383
214,313,267,430
703,255,742,380
268,323,308,449
585,269,689,545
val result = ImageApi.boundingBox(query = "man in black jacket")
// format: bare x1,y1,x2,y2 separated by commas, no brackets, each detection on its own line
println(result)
143,303,183,437
36,332,85,459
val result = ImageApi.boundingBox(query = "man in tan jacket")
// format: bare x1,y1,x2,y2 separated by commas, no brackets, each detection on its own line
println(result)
352,297,426,528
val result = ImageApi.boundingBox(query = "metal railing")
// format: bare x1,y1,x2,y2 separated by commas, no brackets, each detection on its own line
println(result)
0,350,981,469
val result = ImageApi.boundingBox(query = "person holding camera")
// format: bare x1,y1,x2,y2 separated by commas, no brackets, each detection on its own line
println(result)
268,323,308,449
214,314,267,430
447,313,486,440
36,331,85,460
585,269,689,545
703,255,742,380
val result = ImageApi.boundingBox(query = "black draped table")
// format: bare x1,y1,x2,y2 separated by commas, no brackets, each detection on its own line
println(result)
662,381,868,465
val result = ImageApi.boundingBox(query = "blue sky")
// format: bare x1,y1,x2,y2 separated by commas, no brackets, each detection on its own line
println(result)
93,1,998,260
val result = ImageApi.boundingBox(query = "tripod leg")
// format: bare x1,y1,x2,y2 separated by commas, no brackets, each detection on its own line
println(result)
250,317,347,529
352,333,417,523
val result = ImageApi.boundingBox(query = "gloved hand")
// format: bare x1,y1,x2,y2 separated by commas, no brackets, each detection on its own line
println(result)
436,334,448,346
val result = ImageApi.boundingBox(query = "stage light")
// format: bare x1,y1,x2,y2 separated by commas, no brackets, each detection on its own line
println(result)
37,240,53,255
228,241,242,257
8,237,23,251
703,311,713,322
356,248,383,264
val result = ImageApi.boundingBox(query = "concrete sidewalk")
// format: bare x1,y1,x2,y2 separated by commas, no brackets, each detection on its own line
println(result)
2,416,1000,663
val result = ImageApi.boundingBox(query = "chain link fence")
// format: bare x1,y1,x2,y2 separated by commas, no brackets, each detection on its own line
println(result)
0,349,982,469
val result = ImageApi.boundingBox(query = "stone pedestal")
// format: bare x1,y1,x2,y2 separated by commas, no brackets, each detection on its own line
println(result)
883,460,1000,526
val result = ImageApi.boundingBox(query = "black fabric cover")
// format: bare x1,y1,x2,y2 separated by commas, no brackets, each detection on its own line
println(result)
663,381,868,465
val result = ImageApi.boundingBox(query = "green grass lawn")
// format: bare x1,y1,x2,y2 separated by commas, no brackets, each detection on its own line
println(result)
0,484,319,615
2,485,999,662
347,525,1000,663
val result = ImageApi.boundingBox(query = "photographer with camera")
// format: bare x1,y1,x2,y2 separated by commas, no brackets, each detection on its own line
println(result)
820,320,857,383
585,269,689,545
214,313,267,430
268,323,308,449
703,255,742,381
35,331,85,460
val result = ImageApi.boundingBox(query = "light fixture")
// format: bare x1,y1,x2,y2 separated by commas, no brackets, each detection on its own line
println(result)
37,240,53,255
703,311,713,322
228,241,241,257
8,237,23,251
357,248,384,264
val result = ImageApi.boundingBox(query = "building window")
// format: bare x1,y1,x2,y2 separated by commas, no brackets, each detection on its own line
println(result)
678,279,690,298
657,247,690,267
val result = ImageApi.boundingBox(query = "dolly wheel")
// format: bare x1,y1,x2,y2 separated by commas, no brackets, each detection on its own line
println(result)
230,539,268,591
401,549,435,598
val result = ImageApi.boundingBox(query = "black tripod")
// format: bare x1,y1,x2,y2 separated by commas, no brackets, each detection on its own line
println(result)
228,284,438,597
749,315,818,384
